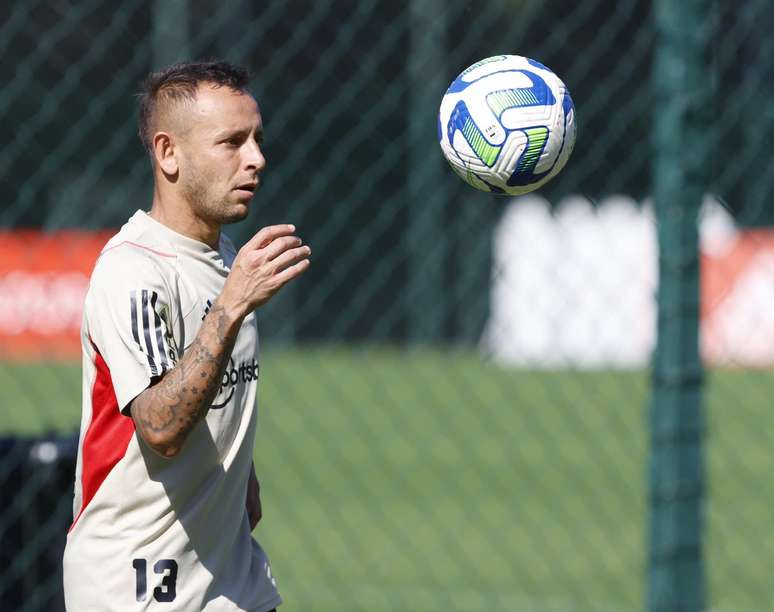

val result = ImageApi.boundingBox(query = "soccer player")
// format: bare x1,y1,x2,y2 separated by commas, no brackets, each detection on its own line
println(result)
63,60,309,611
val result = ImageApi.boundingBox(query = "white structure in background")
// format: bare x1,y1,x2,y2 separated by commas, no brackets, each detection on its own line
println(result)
482,194,767,368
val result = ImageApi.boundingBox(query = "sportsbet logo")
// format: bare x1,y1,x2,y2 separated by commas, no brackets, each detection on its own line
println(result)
221,358,259,388
210,357,259,410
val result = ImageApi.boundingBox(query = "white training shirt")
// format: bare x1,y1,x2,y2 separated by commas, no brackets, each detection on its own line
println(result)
63,210,280,612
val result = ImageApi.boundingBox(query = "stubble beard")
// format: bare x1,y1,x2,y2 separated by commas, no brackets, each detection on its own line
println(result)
180,172,248,226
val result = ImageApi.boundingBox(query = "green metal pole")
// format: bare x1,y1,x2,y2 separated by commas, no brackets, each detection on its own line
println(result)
407,0,447,341
152,0,190,69
648,0,710,610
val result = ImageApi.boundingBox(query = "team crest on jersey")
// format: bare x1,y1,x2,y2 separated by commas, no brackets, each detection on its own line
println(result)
157,303,178,365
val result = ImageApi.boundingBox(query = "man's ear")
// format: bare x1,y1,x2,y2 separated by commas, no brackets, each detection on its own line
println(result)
153,132,179,176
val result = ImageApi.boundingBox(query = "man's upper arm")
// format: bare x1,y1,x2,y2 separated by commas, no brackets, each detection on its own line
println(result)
86,248,179,415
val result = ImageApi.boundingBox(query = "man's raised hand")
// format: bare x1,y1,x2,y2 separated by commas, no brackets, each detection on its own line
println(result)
221,224,311,317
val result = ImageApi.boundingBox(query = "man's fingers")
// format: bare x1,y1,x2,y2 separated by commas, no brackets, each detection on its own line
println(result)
263,235,303,261
274,258,311,286
231,225,309,308
244,224,296,250
272,245,311,272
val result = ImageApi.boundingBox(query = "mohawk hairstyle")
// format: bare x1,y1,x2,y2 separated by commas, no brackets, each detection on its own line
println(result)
137,60,251,157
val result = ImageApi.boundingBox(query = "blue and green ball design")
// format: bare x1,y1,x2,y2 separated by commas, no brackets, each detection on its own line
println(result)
438,55,576,195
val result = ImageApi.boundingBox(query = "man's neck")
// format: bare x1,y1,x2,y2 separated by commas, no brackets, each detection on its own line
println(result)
149,191,220,249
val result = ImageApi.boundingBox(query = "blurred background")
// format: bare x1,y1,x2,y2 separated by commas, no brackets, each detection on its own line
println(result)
2,0,774,610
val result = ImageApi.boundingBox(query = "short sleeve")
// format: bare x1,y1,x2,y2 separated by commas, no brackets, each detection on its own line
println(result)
85,248,179,413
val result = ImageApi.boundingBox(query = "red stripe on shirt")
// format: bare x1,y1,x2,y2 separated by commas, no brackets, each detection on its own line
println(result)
70,345,136,531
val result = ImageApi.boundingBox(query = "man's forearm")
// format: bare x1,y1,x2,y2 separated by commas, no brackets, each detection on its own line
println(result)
130,301,242,457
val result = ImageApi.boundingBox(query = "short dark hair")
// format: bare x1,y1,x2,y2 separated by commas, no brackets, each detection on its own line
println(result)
137,60,251,156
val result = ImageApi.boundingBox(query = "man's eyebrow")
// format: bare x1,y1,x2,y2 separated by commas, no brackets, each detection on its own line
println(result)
214,126,263,140
215,127,247,139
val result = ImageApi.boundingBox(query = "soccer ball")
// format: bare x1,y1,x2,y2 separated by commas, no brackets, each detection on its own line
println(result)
438,54,576,195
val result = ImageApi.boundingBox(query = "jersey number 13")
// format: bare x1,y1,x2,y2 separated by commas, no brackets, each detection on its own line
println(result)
132,558,178,602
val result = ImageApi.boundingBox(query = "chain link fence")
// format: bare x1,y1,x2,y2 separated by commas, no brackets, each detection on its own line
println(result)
2,0,774,610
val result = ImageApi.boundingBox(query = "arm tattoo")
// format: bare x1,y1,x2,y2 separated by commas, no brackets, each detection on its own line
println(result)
131,304,239,455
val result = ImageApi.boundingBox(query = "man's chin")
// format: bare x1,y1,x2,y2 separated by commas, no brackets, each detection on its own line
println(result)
218,203,250,225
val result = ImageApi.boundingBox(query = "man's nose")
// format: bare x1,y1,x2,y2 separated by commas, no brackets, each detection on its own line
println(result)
245,140,266,172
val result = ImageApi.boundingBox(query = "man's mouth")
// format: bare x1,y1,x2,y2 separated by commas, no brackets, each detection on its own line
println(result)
233,182,258,198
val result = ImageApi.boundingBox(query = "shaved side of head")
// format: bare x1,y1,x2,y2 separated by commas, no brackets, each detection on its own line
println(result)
137,60,251,161
147,84,196,148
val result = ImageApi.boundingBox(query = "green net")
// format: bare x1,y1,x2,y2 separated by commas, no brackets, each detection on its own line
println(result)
2,1,773,610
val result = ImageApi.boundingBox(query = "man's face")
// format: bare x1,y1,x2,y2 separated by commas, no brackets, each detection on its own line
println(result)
175,84,265,225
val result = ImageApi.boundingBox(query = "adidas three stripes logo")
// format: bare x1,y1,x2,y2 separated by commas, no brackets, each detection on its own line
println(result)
130,289,171,377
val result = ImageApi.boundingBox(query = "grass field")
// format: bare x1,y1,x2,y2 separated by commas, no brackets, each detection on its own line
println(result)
2,345,773,611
